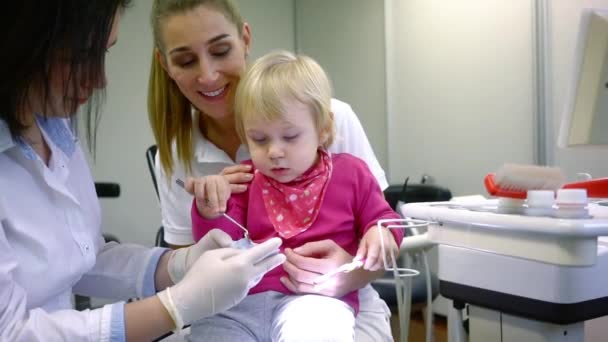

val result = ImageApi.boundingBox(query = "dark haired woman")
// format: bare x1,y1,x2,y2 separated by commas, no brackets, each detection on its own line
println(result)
0,1,284,340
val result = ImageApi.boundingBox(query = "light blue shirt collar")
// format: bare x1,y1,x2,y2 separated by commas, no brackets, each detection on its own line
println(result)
0,116,76,159
0,119,14,153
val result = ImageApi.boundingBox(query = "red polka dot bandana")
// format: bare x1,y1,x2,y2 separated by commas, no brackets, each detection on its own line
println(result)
255,149,332,239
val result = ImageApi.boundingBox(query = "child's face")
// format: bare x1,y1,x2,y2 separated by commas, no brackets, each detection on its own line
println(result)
245,100,324,183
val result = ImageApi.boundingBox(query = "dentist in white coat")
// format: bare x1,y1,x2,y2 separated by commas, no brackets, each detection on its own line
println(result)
0,1,285,341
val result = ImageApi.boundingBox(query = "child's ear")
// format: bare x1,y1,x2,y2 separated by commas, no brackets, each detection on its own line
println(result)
319,132,329,146
319,111,334,147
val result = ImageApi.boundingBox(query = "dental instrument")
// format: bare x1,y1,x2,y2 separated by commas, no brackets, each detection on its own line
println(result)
219,209,251,241
313,259,365,284
175,178,253,242
173,177,279,285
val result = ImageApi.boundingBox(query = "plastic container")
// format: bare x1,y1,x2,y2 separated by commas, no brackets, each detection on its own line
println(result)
497,197,525,215
554,189,589,219
524,190,555,217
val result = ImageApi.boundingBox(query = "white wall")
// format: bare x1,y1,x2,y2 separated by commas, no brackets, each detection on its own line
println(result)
294,0,388,169
90,0,157,246
235,0,295,59
386,0,536,195
93,0,295,246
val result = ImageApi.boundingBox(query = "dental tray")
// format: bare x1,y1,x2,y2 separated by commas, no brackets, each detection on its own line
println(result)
401,199,608,266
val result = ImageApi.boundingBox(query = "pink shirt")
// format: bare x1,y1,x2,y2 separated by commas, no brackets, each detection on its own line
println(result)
192,153,402,313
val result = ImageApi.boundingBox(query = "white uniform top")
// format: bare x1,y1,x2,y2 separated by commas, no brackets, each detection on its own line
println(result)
0,117,165,341
157,98,388,245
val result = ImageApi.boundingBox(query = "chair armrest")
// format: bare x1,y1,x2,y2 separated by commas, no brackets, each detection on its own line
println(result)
95,182,120,198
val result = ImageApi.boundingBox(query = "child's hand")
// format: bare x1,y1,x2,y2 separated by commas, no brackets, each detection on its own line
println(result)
186,175,231,219
221,164,253,194
356,225,399,271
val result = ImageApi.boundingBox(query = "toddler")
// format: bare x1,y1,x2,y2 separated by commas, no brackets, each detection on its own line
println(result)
189,50,403,342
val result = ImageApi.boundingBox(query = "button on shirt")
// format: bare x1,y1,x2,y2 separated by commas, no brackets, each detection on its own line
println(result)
0,117,165,341
158,98,389,245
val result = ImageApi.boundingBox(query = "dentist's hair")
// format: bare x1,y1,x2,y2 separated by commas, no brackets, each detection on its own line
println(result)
234,50,335,149
148,0,244,176
0,0,132,149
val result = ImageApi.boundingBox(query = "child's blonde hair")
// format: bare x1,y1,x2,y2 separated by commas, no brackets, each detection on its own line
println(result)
234,50,335,148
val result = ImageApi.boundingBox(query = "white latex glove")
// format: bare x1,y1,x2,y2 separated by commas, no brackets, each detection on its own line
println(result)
167,229,234,283
157,237,284,329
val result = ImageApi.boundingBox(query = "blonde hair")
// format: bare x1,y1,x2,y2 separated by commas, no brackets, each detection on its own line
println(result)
234,50,335,149
148,0,244,176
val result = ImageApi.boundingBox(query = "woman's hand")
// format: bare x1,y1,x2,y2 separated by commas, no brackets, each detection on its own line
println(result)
166,229,235,284
280,240,382,298
185,175,231,218
356,225,399,271
158,238,285,328
221,164,253,194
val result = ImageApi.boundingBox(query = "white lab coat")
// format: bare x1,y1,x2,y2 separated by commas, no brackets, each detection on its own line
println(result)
0,118,164,341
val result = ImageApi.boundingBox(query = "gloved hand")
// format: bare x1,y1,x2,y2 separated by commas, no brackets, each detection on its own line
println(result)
167,229,234,283
157,237,284,329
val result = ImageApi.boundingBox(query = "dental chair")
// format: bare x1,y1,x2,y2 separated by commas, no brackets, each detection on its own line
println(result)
96,182,121,244
146,145,169,248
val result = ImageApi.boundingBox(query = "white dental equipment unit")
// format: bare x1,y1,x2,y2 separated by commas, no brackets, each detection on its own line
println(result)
396,8,608,342
402,199,608,342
